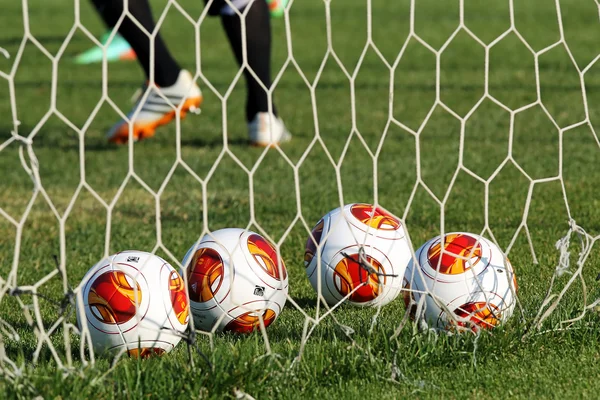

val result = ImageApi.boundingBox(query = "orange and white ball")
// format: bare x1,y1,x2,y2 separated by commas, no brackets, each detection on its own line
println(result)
404,232,518,332
77,251,189,357
304,203,411,307
183,228,288,333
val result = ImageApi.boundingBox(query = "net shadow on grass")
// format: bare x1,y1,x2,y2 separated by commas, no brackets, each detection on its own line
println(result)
180,137,250,148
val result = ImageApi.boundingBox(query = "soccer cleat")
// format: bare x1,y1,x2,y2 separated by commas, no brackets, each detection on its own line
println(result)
248,112,292,147
107,70,203,144
267,0,289,18
75,31,136,64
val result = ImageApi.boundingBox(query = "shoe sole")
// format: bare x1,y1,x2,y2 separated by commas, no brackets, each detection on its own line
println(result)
250,131,292,148
250,140,289,148
108,96,203,144
119,49,137,61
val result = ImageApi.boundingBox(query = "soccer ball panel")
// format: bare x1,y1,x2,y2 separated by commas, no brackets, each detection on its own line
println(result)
223,301,282,333
452,301,501,330
246,233,287,281
420,233,492,283
427,233,485,275
348,203,403,233
186,247,225,303
87,270,141,325
325,247,389,305
161,264,190,330
332,254,384,302
83,262,150,335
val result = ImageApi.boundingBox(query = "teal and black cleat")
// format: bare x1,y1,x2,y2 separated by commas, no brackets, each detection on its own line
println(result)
74,32,136,64
267,0,289,18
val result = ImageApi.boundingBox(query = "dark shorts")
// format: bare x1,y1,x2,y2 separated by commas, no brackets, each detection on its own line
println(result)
204,0,227,16
205,0,258,16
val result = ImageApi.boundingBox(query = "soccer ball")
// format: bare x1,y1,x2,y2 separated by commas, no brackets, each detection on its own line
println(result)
403,232,518,332
77,251,189,357
304,203,411,307
183,228,288,333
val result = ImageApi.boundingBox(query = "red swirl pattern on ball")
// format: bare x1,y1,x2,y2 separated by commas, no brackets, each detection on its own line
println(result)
350,203,401,231
333,254,385,303
247,234,287,281
427,233,482,275
187,248,224,303
224,309,277,333
452,302,500,331
169,270,189,324
88,271,141,324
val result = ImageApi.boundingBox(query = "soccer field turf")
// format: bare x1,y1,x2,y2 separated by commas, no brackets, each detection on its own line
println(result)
1,0,600,398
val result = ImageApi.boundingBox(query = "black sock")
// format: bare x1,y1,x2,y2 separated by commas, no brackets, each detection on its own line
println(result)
221,0,277,122
91,0,181,87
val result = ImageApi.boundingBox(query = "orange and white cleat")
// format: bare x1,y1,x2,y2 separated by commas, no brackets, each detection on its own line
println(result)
248,112,292,147
107,69,202,144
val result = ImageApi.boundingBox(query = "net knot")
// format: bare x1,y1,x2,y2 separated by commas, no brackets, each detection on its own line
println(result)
184,328,197,346
9,287,25,297
341,247,398,280
59,289,75,317
11,121,32,146
554,219,590,277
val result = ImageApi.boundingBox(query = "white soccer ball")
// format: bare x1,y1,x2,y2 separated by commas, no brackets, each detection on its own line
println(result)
304,203,411,307
183,228,288,333
77,250,189,357
404,232,518,332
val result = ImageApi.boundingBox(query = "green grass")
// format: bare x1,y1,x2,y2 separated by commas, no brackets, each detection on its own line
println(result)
2,0,600,398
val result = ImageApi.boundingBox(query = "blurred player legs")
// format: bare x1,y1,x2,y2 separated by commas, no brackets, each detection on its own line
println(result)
83,0,290,146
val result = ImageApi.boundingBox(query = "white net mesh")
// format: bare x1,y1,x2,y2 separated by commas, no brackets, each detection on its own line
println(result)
1,0,599,388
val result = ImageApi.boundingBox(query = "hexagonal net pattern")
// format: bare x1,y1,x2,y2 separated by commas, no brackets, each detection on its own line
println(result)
0,0,599,381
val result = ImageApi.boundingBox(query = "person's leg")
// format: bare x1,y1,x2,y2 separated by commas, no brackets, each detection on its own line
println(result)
95,0,203,143
209,0,290,146
219,0,277,122
91,0,180,86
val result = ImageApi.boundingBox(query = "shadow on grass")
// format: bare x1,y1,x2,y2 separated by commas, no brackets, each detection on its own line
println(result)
6,77,592,92
289,296,318,310
0,124,252,151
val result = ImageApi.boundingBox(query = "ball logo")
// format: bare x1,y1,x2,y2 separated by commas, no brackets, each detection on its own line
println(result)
350,203,401,231
88,271,142,324
427,233,482,275
168,270,189,325
453,302,500,330
187,248,224,303
224,309,276,333
333,254,385,303
304,219,324,267
247,234,287,281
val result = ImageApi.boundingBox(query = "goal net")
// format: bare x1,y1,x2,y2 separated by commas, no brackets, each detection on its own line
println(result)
0,0,599,388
